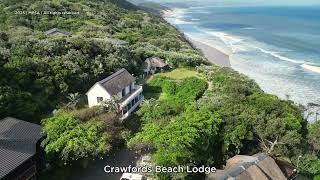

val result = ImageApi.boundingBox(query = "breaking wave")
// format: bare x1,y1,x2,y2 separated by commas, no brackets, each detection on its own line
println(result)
205,30,320,75
301,64,320,74
256,47,305,64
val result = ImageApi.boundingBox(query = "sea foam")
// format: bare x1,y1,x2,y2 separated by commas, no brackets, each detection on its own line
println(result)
207,31,247,53
301,64,320,74
206,30,320,75
256,47,305,64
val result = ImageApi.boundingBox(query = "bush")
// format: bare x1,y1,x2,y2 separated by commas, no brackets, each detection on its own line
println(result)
41,111,111,163
162,80,176,95
71,106,104,122
175,77,207,102
297,155,320,175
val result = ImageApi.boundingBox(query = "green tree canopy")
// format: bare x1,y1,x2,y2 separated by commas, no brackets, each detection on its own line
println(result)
308,121,320,155
129,106,222,166
41,111,111,163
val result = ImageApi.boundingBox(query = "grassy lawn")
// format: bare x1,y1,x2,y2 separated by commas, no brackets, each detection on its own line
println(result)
158,68,202,80
143,68,203,100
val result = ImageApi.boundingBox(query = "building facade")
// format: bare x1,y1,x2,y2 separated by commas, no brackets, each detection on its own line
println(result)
86,68,144,120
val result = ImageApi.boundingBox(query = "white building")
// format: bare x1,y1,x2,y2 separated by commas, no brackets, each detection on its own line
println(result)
86,68,144,120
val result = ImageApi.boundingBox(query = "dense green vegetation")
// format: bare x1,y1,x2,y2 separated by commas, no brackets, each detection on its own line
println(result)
297,120,320,176
41,106,125,164
129,75,213,179
0,0,203,122
41,111,110,162
127,66,320,179
197,65,306,158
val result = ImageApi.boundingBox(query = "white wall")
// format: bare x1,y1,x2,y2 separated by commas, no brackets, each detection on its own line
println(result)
87,83,111,107
87,82,137,108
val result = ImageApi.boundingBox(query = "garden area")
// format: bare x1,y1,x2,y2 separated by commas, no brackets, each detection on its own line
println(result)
143,68,203,99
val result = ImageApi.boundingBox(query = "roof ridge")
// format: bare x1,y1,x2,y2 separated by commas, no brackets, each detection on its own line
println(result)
98,68,126,84
45,28,71,35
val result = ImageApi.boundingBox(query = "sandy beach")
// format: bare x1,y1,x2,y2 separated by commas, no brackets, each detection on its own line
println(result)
162,9,231,67
189,39,231,67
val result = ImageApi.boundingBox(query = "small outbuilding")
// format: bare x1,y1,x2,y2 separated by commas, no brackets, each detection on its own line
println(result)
143,57,168,77
0,117,45,180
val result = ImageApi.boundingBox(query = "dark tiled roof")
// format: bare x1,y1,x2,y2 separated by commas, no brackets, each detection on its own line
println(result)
0,117,44,179
144,57,168,69
45,28,71,36
98,68,136,96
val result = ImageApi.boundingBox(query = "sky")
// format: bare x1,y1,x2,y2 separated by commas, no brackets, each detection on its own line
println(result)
149,0,320,6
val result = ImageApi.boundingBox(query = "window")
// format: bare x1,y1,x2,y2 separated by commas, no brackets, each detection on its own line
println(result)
122,88,126,97
129,84,132,93
97,97,103,103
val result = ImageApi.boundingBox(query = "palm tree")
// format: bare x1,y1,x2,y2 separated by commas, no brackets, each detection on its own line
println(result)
66,93,81,110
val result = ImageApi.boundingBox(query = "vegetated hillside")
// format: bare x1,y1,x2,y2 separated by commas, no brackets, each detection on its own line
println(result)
128,66,312,179
0,0,204,122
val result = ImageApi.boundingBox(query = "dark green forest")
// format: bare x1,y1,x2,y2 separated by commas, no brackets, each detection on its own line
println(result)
0,0,203,122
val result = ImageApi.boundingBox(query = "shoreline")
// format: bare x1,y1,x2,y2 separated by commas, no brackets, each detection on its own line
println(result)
161,9,320,120
188,38,231,67
162,9,231,68
183,34,318,122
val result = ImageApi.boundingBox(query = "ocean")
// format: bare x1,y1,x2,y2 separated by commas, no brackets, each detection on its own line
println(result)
164,6,320,106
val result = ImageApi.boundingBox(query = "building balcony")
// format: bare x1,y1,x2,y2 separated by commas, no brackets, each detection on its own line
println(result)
119,85,143,108
120,95,144,121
